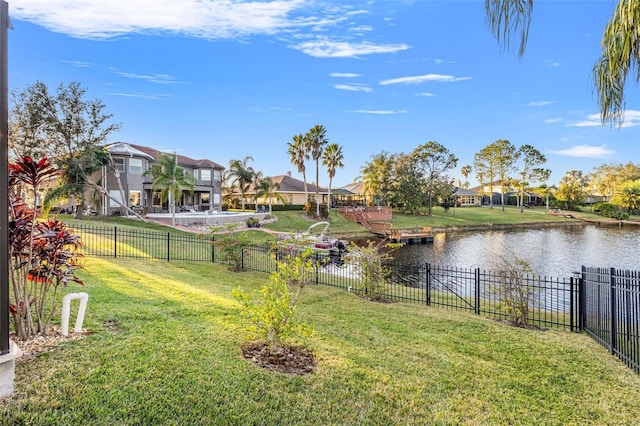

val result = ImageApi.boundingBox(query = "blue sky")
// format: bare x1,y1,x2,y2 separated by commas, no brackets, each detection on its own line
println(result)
7,0,639,188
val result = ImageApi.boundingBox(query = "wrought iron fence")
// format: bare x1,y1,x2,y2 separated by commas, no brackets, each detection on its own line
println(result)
72,224,639,373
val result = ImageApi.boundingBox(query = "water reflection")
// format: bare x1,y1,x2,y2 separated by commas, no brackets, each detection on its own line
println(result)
392,225,640,278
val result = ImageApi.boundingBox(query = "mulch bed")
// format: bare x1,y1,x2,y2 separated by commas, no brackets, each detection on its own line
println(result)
241,341,316,375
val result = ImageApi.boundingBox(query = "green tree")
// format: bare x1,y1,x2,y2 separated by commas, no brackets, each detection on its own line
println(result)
612,179,640,213
474,144,499,209
461,164,472,188
254,176,285,214
287,133,309,202
486,0,640,127
226,156,257,211
321,143,344,214
10,81,121,218
413,141,458,216
556,170,589,210
516,144,549,213
390,153,425,214
304,125,329,217
360,151,393,206
144,153,196,226
590,163,623,201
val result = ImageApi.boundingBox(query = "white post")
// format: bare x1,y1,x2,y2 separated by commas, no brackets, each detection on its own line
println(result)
61,293,89,337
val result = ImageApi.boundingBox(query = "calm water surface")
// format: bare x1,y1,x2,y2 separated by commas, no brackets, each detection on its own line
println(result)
392,225,640,278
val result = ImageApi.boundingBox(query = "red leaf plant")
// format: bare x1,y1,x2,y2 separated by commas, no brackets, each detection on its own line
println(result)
9,156,84,340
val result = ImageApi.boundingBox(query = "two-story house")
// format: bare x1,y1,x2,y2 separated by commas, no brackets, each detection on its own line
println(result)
97,142,224,215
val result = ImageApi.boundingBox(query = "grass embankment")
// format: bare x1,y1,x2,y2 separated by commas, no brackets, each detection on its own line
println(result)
2,257,639,425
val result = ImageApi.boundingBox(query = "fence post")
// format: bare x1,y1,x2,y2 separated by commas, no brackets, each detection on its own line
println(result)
570,276,575,332
579,265,586,331
241,248,244,271
210,236,215,263
475,268,480,315
610,267,617,355
114,227,117,258
167,232,171,262
425,263,431,306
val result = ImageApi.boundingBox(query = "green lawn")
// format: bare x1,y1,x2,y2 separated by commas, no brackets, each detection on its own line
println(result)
2,257,639,425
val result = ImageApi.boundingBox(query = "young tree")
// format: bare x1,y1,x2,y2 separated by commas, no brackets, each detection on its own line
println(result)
304,125,329,217
486,0,640,127
226,156,257,211
287,133,309,202
321,143,344,214
412,141,458,216
556,170,589,210
144,153,196,226
10,81,121,218
516,144,549,213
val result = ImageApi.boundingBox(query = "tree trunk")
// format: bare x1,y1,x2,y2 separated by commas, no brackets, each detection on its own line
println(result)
87,181,147,222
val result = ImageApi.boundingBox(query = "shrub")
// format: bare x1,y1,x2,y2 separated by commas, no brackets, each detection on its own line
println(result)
304,200,328,218
232,250,314,354
246,217,260,228
210,224,253,272
494,257,537,327
347,241,396,301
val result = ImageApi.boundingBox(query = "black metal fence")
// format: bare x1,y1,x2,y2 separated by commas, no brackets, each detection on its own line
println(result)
72,224,639,373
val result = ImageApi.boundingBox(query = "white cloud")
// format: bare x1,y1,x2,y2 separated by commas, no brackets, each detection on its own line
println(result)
349,25,373,33
110,69,185,85
416,92,436,97
61,60,91,68
566,110,640,128
11,0,314,39
109,92,169,100
379,73,470,85
544,118,563,124
549,145,616,158
334,84,372,92
528,101,555,107
293,38,409,58
353,109,407,115
330,72,361,78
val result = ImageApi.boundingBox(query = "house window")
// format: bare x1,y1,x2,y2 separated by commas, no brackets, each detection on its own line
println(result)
109,190,123,208
213,170,221,182
201,193,210,203
129,158,143,174
200,170,211,181
152,192,162,207
213,194,220,205
129,191,141,207
194,170,198,180
113,158,125,173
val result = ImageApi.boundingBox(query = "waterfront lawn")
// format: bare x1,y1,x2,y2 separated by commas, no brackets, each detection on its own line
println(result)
393,205,576,229
2,257,640,425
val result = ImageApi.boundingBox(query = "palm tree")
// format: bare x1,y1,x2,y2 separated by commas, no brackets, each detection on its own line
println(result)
143,153,196,226
322,143,344,215
254,176,285,214
226,156,256,211
287,134,309,202
360,151,392,206
486,0,640,127
461,165,472,189
305,125,329,217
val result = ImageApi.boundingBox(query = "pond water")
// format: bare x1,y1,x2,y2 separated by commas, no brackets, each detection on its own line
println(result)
390,225,640,278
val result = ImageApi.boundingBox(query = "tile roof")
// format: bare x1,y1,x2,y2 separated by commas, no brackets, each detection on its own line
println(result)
118,142,225,169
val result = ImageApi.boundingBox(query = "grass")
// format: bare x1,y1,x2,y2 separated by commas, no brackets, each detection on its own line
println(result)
2,257,639,425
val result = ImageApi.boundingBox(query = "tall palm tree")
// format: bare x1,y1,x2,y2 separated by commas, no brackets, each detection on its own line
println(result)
360,151,391,206
461,165,472,189
287,133,309,202
143,153,195,226
486,0,640,127
226,156,256,211
254,176,285,214
305,124,329,217
322,143,344,214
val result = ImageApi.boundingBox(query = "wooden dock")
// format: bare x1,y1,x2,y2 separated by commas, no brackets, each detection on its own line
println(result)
388,227,434,244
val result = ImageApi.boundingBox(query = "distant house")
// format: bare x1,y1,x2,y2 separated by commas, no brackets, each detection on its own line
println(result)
93,142,224,215
455,187,482,206
241,173,328,207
